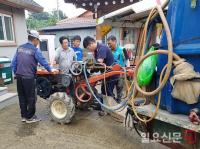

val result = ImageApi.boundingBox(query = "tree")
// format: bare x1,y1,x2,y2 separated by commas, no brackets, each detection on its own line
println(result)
29,12,50,20
52,10,67,20
26,10,67,30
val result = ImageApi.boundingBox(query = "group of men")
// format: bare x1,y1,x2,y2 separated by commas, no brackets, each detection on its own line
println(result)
11,30,130,123
55,35,82,74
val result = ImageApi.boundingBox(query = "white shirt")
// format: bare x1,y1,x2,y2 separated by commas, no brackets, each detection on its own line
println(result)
55,47,76,74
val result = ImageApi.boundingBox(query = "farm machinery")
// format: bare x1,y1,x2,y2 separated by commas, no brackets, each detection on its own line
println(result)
36,0,200,148
36,60,134,124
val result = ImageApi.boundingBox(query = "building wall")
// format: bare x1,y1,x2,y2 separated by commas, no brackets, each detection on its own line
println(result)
44,28,96,49
107,27,121,45
107,27,139,46
0,4,27,59
43,26,137,50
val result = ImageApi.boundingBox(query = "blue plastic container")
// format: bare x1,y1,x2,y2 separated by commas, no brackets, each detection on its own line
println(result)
156,0,200,114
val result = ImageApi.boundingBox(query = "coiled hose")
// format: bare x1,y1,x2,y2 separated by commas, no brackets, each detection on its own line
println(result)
130,4,182,123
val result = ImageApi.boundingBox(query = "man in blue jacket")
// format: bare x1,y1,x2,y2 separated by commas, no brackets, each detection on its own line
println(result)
72,35,83,61
11,30,52,123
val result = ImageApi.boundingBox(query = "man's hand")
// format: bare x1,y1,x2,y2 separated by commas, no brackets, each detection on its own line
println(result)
51,68,59,74
189,108,200,125
50,61,58,67
97,59,104,63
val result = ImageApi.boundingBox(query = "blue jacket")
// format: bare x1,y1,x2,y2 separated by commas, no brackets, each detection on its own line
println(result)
11,42,51,77
112,46,126,67
72,47,83,61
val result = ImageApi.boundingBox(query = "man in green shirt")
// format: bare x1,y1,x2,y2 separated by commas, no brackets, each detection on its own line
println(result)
107,35,130,101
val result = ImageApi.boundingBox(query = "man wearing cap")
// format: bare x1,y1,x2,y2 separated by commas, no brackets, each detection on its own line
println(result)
11,30,52,123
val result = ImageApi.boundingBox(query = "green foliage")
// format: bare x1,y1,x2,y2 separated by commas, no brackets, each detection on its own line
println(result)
52,10,67,20
26,10,67,30
29,12,50,20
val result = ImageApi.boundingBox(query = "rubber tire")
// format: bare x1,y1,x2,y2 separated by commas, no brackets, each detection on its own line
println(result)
36,77,52,99
49,92,75,124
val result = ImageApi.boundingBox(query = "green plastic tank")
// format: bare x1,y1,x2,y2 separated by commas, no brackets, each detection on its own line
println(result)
137,46,157,86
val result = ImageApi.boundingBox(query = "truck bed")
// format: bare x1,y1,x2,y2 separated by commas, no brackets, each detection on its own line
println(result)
136,104,200,133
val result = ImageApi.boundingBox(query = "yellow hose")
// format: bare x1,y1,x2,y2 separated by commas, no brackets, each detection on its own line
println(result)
130,4,174,123
138,0,170,57
131,51,181,123
140,8,157,56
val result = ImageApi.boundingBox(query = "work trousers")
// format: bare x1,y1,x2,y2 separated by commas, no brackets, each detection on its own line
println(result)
115,78,124,99
101,76,118,97
16,75,36,119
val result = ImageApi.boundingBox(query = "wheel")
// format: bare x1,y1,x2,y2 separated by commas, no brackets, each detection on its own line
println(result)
70,61,83,76
61,74,72,87
36,77,52,99
125,106,148,137
75,84,92,103
49,92,75,124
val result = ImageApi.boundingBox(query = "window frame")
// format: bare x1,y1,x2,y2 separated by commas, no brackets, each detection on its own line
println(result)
40,39,49,52
68,36,75,47
0,13,15,45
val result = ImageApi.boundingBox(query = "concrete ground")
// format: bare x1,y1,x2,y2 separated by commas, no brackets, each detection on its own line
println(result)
0,82,169,149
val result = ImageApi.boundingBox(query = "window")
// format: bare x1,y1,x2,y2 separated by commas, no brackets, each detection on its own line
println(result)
40,40,48,51
0,13,15,42
68,36,74,47
0,17,4,40
102,36,106,44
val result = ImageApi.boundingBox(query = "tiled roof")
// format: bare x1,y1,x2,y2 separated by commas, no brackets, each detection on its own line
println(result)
4,0,43,12
41,17,96,31
23,0,42,8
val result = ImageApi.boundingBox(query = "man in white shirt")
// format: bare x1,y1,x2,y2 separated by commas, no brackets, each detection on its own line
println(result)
55,36,76,74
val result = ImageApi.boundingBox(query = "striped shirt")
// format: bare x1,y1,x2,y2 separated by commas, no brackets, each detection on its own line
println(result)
55,47,76,74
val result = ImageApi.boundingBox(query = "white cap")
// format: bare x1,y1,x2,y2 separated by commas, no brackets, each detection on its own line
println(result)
28,30,41,41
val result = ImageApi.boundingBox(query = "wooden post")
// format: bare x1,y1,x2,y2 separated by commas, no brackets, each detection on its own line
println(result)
96,25,102,43
120,27,124,46
96,24,112,43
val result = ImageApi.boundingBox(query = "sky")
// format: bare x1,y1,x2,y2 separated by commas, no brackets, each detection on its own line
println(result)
33,0,85,18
